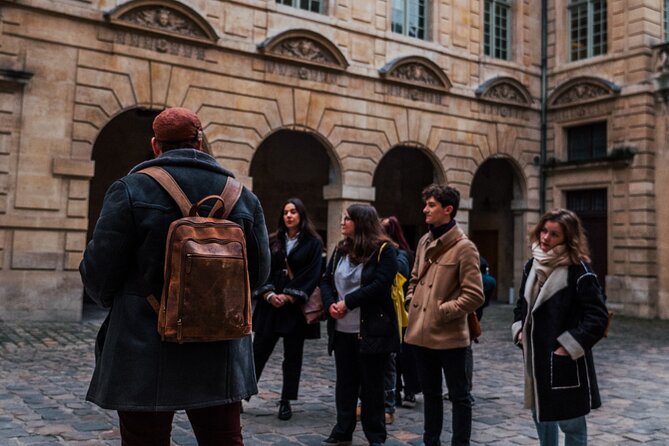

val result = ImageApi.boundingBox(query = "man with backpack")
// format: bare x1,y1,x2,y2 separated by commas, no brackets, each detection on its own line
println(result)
80,107,270,445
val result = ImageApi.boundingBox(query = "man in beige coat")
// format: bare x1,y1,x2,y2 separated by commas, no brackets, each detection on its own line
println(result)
404,184,484,446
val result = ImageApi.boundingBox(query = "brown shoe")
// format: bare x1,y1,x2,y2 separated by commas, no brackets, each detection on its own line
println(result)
384,412,394,425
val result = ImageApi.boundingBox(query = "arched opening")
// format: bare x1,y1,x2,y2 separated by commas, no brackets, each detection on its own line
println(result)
87,108,159,243
250,130,331,244
372,146,438,248
470,158,524,303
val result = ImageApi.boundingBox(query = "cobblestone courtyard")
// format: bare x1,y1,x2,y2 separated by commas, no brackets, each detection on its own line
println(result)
2,303,669,445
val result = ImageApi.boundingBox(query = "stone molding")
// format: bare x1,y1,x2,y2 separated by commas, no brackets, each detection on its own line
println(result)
322,184,375,202
257,29,349,72
103,0,218,44
379,56,451,93
548,76,621,109
475,76,533,107
52,158,95,178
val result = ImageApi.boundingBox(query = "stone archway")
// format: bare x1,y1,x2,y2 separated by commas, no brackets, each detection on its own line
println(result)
250,130,332,244
470,158,525,304
372,146,439,248
87,108,159,244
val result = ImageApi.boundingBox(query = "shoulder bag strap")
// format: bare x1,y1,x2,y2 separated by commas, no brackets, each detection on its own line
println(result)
415,235,464,282
209,177,243,219
138,167,191,217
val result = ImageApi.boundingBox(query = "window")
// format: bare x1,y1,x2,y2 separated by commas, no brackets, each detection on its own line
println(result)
484,0,512,60
665,0,669,41
276,0,325,14
567,121,607,161
392,0,428,40
568,0,607,61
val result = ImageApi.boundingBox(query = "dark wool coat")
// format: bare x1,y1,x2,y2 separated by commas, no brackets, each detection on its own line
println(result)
252,235,323,339
320,243,400,355
512,259,609,422
80,149,270,411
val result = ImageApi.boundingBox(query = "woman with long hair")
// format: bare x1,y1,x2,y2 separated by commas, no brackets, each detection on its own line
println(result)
252,198,323,421
512,208,609,446
381,216,420,413
321,204,399,446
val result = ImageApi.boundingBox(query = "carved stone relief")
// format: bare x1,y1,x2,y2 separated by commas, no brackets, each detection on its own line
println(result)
379,57,451,96
483,83,526,104
388,63,442,89
553,83,610,106
273,38,337,66
119,7,207,39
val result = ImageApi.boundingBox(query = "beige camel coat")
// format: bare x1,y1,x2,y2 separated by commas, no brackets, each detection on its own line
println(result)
404,225,484,350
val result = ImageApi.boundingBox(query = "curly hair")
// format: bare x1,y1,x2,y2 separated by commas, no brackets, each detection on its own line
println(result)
421,184,460,219
529,208,591,264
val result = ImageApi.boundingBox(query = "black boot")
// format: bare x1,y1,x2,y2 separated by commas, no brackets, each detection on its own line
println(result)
278,399,292,420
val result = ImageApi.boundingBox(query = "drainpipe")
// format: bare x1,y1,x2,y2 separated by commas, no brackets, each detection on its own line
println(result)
539,0,548,214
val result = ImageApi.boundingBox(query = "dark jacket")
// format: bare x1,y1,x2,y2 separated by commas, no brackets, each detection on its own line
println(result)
320,243,399,355
80,148,270,411
512,259,608,422
252,234,323,339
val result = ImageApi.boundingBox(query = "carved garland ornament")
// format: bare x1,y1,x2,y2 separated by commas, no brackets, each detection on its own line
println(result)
475,77,532,106
257,30,349,71
549,77,621,109
379,57,451,93
104,0,218,44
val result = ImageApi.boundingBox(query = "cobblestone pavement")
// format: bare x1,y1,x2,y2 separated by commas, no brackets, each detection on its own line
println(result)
2,302,669,445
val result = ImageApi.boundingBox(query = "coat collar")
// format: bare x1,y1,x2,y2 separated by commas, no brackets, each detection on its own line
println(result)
129,148,235,177
524,260,569,312
424,224,465,258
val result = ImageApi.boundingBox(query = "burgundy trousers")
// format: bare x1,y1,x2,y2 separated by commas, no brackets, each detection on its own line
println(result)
117,402,243,446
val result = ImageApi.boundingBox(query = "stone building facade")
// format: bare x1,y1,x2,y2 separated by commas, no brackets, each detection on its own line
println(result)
0,0,667,320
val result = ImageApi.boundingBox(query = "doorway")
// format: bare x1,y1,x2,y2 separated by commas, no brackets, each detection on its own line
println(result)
250,130,332,243
372,146,438,249
470,158,524,302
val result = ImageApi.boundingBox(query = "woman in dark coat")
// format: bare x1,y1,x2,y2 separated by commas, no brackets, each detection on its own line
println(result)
321,204,399,446
252,198,323,421
512,208,609,446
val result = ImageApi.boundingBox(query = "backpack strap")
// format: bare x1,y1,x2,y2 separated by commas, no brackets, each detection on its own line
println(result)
210,177,243,219
377,242,388,262
138,167,191,217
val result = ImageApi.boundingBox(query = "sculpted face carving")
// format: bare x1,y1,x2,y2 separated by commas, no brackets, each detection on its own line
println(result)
120,6,207,39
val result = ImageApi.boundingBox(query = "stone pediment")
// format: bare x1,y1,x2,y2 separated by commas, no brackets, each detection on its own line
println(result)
257,29,349,71
104,0,218,44
379,56,451,93
475,76,532,107
549,76,620,109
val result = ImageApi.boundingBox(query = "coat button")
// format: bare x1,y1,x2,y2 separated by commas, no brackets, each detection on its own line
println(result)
428,284,433,288
423,308,426,312
420,280,425,285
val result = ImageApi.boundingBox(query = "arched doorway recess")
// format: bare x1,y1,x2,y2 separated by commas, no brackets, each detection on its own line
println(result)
470,157,525,303
250,130,332,243
372,146,440,248
87,108,159,243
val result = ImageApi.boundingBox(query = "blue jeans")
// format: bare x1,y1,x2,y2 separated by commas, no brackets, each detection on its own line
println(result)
414,346,471,446
533,412,587,446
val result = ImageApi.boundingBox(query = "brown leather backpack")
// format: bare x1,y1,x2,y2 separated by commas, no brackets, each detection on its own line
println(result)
139,167,252,343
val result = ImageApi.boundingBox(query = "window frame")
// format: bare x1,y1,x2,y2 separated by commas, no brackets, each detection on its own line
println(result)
568,0,607,62
391,0,430,41
484,0,512,60
276,0,326,15
566,121,608,162
665,0,669,41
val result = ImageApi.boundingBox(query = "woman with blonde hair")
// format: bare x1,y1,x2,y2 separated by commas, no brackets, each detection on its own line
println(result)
512,208,609,446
